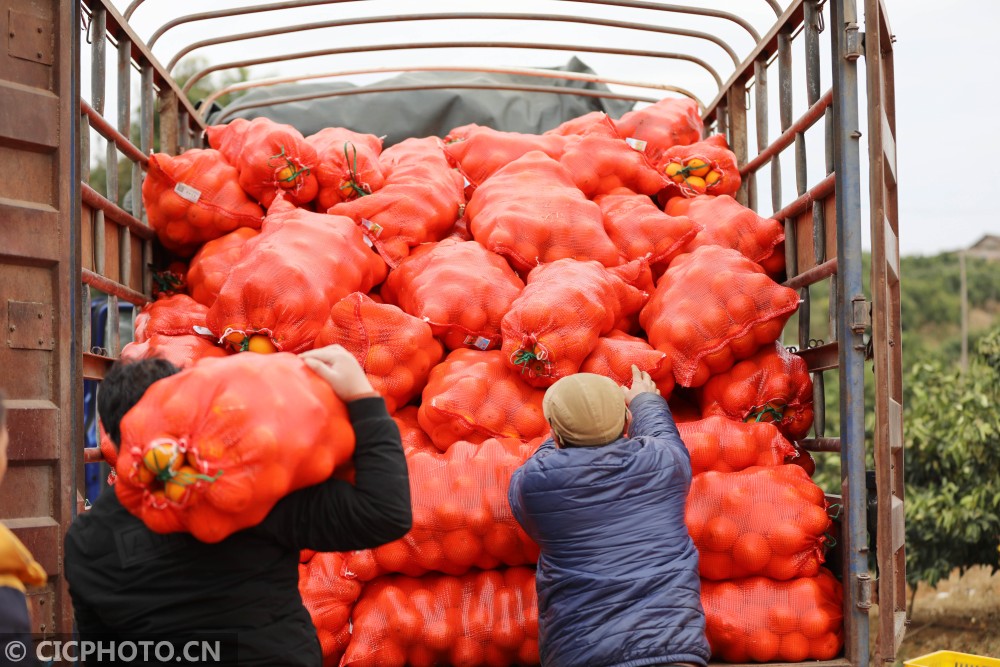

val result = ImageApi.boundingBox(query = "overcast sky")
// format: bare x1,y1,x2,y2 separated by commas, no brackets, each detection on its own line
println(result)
102,0,998,257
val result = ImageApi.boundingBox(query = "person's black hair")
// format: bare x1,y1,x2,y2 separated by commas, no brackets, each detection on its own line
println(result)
98,358,180,447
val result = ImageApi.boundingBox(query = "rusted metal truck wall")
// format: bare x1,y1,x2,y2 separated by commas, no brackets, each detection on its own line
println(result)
0,0,79,635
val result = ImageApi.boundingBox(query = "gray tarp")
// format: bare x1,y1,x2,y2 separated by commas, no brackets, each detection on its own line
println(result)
206,57,635,146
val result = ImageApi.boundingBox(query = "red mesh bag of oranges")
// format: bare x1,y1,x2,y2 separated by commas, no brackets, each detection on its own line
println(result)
393,407,434,452
666,195,786,279
206,196,387,353
467,151,620,273
381,239,524,351
685,465,832,581
659,135,741,199
418,349,549,451
699,341,815,441
614,97,703,164
142,149,264,256
595,188,699,266
114,353,355,543
343,438,540,581
558,117,668,197
580,330,674,398
307,127,386,211
544,111,608,136
501,259,649,387
299,552,362,667
121,334,228,370
677,417,798,476
341,567,539,667
329,137,465,268
186,228,259,308
314,293,444,414
444,124,568,186
640,245,799,388
134,294,208,343
701,569,844,663
225,117,319,208
205,118,250,166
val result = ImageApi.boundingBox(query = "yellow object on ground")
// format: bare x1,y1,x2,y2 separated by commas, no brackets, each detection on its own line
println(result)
905,651,1000,667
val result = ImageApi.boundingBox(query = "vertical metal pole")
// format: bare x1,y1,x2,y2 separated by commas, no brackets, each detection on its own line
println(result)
729,85,749,207
751,61,768,214
960,251,968,372
831,1,870,666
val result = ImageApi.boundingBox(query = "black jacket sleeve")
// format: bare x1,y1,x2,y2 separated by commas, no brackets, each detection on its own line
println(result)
259,396,412,552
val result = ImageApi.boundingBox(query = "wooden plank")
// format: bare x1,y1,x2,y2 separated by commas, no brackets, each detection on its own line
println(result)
0,198,60,261
2,400,59,461
0,82,59,150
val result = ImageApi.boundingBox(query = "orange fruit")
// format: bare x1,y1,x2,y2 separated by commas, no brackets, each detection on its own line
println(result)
686,158,711,178
799,504,832,535
731,531,772,574
374,542,411,573
800,607,832,638
767,603,800,632
684,175,707,190
768,523,807,556
163,465,199,503
746,629,780,662
665,162,683,178
812,632,843,660
441,529,482,569
142,442,182,476
705,170,723,186
245,334,277,354
702,516,740,552
778,632,811,662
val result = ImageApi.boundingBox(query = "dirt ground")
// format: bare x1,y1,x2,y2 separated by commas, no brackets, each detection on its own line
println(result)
872,566,1000,665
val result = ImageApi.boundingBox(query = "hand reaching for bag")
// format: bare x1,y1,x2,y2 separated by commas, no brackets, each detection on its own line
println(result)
622,364,659,406
301,344,378,402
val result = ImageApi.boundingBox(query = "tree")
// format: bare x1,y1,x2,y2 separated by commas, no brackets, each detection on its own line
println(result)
903,327,1000,602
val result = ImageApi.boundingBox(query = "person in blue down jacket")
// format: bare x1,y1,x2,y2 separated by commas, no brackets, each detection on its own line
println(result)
509,366,710,667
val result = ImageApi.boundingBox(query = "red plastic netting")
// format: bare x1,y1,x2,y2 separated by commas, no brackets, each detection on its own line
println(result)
134,294,208,343
467,151,619,273
120,334,228,370
677,417,798,476
640,245,799,388
115,353,355,543
558,117,668,198
685,465,832,581
314,293,443,414
205,118,250,166
381,238,525,351
186,228,259,308
307,127,386,211
701,569,844,663
699,341,815,441
615,97,703,164
142,149,263,256
595,187,699,266
500,259,649,387
342,568,539,667
658,135,741,199
230,117,319,208
342,438,541,581
393,406,434,453
665,195,786,279
329,137,466,268
206,196,387,353
418,349,549,451
444,124,568,186
299,552,362,666
579,329,674,398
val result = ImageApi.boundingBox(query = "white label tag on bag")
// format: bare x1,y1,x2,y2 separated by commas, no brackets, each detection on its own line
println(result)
174,182,202,203
464,335,493,350
192,325,214,337
361,218,383,238
625,137,648,152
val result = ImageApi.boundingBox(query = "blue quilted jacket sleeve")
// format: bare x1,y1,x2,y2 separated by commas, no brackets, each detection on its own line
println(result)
508,392,709,667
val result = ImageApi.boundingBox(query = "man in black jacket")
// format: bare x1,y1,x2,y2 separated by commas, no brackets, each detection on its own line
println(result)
64,345,411,666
